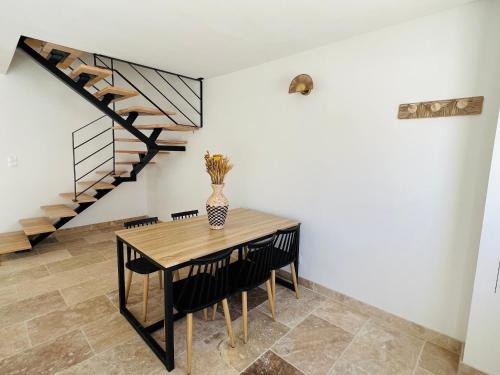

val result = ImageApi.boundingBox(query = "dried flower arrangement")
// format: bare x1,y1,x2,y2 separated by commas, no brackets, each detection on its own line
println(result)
204,151,233,185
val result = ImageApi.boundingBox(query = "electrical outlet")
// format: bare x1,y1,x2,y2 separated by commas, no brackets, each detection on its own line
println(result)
7,155,17,168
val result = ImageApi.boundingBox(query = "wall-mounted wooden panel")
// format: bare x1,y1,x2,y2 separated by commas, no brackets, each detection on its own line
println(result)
398,96,484,119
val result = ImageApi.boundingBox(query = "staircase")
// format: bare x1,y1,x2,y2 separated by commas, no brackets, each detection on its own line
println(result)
0,37,203,257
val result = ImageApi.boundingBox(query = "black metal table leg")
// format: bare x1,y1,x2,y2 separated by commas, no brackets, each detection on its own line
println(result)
117,239,126,311
164,268,175,371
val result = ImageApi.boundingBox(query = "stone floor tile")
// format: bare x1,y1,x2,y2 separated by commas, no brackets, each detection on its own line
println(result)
27,295,115,345
16,267,94,300
81,312,136,354
0,323,31,360
419,342,460,375
0,290,66,328
329,320,424,375
220,309,290,372
0,265,50,287
45,252,107,274
0,330,92,375
415,367,434,375
175,331,239,375
273,314,353,375
257,285,325,328
314,298,369,335
60,275,118,306
90,337,164,375
241,350,305,375
0,286,18,307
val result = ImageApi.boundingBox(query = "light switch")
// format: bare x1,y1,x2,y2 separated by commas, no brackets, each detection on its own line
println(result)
7,155,17,168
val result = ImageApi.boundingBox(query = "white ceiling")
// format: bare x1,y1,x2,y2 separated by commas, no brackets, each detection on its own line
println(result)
0,0,475,78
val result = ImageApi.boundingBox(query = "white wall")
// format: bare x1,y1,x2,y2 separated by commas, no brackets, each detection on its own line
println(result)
0,51,148,232
147,0,500,341
464,112,500,374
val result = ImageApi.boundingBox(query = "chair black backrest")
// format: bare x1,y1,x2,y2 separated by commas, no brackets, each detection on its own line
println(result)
174,248,234,313
272,225,300,269
171,210,199,221
239,236,275,291
123,217,159,262
124,217,159,229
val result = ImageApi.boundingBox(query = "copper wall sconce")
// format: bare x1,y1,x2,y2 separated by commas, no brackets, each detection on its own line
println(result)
289,74,313,95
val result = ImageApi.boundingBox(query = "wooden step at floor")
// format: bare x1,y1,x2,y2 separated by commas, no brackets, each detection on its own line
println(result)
113,124,198,132
41,204,77,218
94,86,139,103
69,65,112,88
95,170,128,177
115,150,170,155
78,181,116,190
116,161,156,165
0,231,32,255
59,192,97,204
19,217,56,236
116,106,176,116
114,137,187,145
39,42,83,69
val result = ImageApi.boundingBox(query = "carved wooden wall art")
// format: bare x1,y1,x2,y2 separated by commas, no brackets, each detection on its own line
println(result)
398,96,484,119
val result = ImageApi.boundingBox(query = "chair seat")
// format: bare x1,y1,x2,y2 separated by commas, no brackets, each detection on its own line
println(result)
173,273,227,313
125,257,159,274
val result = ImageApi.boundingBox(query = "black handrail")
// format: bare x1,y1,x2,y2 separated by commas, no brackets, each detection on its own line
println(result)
94,56,180,125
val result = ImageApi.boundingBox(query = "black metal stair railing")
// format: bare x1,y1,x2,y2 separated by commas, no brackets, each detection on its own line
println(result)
17,34,203,204
72,116,114,202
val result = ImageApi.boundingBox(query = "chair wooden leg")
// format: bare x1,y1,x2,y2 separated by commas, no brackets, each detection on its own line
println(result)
271,270,276,304
186,313,193,375
265,280,276,321
125,269,133,303
221,299,235,348
174,270,181,281
142,274,149,322
211,303,217,320
242,291,248,344
158,271,163,289
203,308,208,321
290,262,300,299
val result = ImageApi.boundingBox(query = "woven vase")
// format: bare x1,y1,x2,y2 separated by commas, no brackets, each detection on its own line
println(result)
206,184,229,230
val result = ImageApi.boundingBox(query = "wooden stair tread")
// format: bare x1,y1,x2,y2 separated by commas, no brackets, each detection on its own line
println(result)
94,86,139,103
41,204,77,218
96,170,128,177
19,217,56,236
116,106,176,116
78,181,116,190
59,192,97,203
116,161,156,165
69,65,112,88
115,137,187,145
113,124,198,132
40,42,83,69
115,150,170,155
0,231,32,254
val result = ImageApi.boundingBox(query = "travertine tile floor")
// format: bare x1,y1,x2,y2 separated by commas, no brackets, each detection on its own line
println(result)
0,223,463,375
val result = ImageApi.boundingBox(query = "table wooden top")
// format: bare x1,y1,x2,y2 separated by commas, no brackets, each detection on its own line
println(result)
115,208,300,268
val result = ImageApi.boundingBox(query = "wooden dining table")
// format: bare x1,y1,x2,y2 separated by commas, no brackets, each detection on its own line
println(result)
115,207,300,371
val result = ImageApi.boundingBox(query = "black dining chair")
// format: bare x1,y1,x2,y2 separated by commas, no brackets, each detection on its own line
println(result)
173,248,235,374
223,236,276,344
271,225,301,301
124,217,161,322
171,209,199,221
